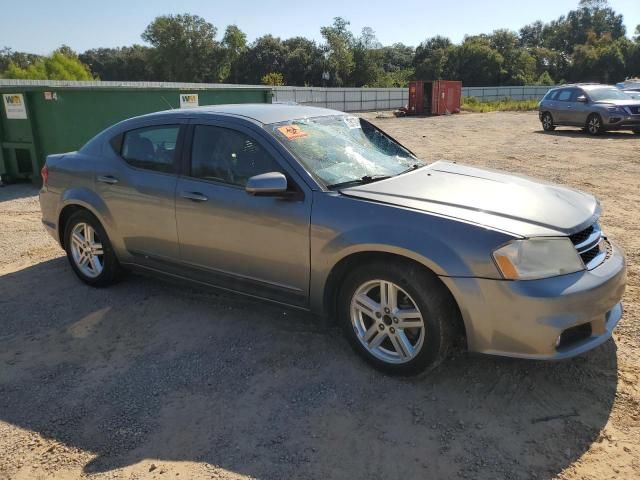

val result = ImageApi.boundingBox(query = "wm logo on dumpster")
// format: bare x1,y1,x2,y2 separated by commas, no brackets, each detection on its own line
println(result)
179,94,199,109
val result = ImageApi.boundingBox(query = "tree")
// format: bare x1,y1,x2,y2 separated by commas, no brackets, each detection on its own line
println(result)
351,27,384,86
445,39,504,86
261,72,284,86
282,37,324,86
142,14,219,82
0,47,41,73
320,17,354,86
221,25,247,83
239,35,287,84
79,45,153,81
2,47,93,80
413,36,452,80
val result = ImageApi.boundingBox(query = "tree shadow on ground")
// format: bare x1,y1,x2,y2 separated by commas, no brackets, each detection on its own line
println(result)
0,258,618,479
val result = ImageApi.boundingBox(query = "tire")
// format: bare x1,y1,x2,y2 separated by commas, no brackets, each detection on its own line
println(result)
338,260,457,375
64,210,122,287
586,114,604,136
541,112,555,131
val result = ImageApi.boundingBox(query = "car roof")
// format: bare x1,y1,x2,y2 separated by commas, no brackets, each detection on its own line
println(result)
138,103,344,125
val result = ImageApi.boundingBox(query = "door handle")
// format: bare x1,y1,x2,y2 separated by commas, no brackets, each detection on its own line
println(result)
181,191,209,202
97,175,118,185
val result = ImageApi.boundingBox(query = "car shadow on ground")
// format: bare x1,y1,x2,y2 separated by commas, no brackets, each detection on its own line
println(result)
0,258,618,479
0,182,39,203
535,128,638,139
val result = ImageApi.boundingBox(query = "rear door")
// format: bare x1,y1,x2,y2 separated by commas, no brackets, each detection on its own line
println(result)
554,88,576,123
96,121,185,263
174,119,312,306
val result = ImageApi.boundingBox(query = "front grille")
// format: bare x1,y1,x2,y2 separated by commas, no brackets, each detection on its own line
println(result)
569,224,594,245
569,223,605,269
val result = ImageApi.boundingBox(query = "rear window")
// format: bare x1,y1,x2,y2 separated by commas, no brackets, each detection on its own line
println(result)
120,125,180,173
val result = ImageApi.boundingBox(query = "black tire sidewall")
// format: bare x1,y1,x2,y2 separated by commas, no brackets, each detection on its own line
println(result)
542,113,555,131
338,261,454,375
64,210,120,287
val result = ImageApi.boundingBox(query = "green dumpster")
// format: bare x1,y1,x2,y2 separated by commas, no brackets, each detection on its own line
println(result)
0,80,273,183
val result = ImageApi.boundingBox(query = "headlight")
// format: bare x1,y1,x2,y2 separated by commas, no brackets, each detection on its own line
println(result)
493,238,584,280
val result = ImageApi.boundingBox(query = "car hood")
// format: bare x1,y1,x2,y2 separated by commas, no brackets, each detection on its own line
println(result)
341,161,599,237
595,99,640,107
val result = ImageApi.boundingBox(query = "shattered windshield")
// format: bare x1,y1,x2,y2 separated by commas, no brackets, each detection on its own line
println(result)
269,115,424,188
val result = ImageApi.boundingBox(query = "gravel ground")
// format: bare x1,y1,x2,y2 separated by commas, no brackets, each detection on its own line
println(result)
0,111,638,480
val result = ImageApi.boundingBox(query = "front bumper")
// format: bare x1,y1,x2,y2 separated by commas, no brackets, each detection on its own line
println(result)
441,241,626,360
604,114,640,130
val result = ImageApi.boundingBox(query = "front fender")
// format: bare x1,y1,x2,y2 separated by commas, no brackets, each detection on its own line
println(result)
309,193,515,314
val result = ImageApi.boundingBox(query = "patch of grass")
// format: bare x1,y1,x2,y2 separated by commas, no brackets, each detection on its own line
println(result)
461,97,539,113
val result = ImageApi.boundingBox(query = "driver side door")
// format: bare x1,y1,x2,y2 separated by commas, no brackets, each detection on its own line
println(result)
174,120,312,306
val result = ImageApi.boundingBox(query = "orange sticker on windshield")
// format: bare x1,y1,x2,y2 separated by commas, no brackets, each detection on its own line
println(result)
277,125,308,140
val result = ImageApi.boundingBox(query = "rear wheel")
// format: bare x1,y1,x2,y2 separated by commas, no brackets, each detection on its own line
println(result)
541,112,555,131
64,210,122,287
586,114,604,136
338,261,457,375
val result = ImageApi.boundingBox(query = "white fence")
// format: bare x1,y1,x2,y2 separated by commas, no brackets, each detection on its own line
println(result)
272,85,555,112
272,87,408,112
462,85,554,101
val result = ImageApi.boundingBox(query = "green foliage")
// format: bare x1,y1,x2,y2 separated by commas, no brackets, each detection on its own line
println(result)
320,17,355,86
3,1,639,87
461,97,539,113
261,72,284,86
2,48,93,80
142,14,218,82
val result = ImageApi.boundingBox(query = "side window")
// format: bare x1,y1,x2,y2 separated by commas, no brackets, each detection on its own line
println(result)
121,125,180,173
556,89,573,102
545,90,558,101
190,125,283,186
571,89,586,101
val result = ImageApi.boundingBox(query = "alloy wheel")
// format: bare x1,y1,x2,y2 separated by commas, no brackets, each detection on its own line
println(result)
542,114,553,130
70,222,104,278
588,116,601,135
350,279,426,364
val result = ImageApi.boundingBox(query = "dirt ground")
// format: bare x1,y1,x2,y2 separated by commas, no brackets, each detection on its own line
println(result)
0,111,638,480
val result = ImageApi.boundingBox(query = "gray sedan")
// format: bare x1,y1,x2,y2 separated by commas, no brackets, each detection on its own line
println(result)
39,104,626,374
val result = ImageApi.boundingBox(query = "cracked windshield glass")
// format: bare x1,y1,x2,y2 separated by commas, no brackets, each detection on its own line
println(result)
271,115,424,187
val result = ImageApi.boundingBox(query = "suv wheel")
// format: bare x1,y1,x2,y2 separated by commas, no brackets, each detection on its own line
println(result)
541,112,555,131
338,261,457,375
64,210,122,287
586,114,604,136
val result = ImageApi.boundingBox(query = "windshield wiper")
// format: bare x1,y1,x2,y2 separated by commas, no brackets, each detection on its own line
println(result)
398,163,425,175
327,174,391,190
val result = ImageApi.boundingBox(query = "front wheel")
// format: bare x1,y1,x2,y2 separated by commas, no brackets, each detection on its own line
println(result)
338,261,457,375
541,112,555,131
64,210,122,287
586,114,604,136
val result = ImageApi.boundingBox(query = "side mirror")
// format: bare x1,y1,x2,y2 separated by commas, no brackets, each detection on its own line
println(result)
246,172,288,196
576,95,588,103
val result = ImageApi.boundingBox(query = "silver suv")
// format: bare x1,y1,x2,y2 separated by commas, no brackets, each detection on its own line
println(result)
539,84,640,135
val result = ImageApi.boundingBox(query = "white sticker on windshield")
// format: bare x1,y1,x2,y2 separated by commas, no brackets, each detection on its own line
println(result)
344,116,361,129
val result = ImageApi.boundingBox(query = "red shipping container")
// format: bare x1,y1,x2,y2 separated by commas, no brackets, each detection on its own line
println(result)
408,80,462,115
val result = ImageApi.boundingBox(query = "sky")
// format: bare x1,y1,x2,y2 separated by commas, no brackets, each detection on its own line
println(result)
2,0,639,54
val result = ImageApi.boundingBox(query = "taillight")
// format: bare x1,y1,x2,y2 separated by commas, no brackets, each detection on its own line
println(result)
41,165,49,187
